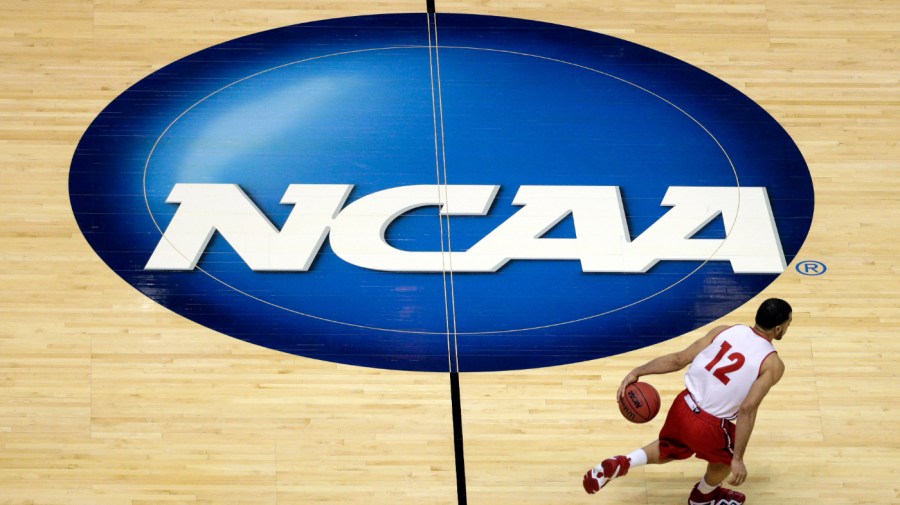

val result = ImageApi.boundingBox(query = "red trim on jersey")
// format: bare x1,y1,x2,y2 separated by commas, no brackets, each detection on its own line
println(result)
707,325,737,346
757,350,778,378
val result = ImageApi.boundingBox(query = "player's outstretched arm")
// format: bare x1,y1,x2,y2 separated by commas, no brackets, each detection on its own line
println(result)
617,325,729,398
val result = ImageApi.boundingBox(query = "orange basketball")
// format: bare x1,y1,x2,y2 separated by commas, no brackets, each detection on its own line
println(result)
618,381,661,424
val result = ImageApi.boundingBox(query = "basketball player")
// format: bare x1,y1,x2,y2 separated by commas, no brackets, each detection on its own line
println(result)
583,298,792,505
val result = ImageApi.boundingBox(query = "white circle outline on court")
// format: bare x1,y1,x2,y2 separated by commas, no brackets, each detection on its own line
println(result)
142,44,744,336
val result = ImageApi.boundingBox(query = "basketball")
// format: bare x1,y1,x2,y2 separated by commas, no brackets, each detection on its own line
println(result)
618,382,661,424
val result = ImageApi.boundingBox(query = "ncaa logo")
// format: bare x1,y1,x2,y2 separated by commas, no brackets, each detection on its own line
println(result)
69,14,814,372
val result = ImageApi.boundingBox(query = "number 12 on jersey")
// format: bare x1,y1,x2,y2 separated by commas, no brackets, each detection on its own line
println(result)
704,341,746,385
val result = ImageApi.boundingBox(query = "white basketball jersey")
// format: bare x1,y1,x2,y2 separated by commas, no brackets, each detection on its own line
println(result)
684,325,777,419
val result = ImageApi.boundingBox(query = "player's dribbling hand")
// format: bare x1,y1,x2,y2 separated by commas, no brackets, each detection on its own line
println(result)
617,372,639,399
729,459,747,486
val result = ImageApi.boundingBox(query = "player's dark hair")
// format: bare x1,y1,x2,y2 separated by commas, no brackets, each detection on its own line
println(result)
755,298,792,329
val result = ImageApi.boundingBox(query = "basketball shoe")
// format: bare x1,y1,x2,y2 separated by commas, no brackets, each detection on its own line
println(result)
582,455,630,494
687,482,746,505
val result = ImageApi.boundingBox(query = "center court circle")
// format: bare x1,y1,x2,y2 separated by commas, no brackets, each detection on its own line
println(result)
69,13,815,372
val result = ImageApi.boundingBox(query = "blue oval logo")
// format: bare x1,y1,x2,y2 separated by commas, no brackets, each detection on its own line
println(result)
69,14,814,372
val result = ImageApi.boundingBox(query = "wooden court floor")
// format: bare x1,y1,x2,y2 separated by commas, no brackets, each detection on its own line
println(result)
1,0,898,503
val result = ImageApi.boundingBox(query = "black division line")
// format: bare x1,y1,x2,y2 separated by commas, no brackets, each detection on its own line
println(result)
425,2,468,504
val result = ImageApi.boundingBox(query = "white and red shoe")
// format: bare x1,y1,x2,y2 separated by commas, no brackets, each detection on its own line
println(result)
687,482,746,505
582,455,630,494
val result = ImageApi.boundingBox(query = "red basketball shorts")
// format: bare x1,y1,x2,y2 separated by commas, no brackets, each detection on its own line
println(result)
658,389,736,465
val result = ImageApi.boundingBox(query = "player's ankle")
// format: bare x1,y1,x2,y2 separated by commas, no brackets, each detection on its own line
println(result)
697,476,718,494
626,448,648,467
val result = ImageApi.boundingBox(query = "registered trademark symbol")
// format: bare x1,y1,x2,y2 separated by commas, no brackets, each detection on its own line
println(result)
796,260,827,276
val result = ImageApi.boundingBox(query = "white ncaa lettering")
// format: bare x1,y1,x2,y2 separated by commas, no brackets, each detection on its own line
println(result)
145,184,352,271
455,186,629,272
626,186,786,273
144,184,786,274
328,184,499,272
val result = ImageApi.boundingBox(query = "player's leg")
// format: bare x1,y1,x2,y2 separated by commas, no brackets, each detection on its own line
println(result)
639,439,665,464
582,440,673,494
703,462,732,487
583,389,691,495
687,462,746,504
687,417,747,504
582,393,694,494
687,463,746,504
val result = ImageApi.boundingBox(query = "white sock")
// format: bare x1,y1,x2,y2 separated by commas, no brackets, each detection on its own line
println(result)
626,449,648,467
697,476,718,494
